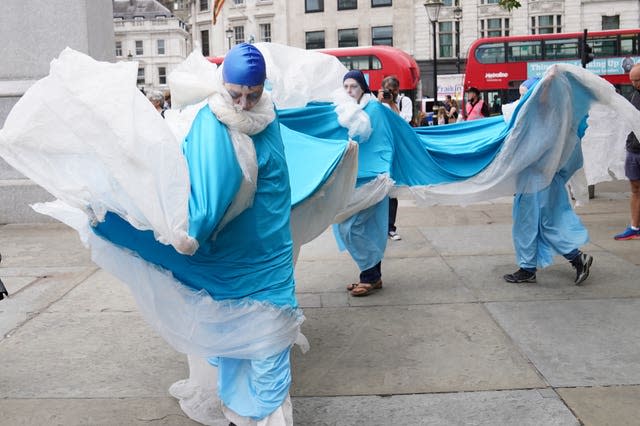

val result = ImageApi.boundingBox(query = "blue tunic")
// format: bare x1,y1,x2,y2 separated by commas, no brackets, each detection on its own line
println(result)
93,105,296,419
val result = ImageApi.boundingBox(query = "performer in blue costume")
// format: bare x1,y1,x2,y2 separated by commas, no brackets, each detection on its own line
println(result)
94,43,298,424
503,77,593,285
337,70,391,297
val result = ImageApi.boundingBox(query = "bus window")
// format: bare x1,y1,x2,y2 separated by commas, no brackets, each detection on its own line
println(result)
475,43,505,64
507,40,542,62
589,37,617,57
337,55,382,70
544,38,580,60
620,35,638,55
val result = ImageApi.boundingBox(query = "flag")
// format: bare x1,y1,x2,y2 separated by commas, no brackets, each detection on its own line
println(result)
213,0,225,25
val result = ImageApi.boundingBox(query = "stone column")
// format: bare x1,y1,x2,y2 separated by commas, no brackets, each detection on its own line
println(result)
0,0,115,223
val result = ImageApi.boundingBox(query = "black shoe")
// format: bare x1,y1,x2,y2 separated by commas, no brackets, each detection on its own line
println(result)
571,252,593,286
504,268,536,283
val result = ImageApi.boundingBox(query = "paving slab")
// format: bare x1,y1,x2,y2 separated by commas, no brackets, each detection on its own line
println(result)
347,257,477,306
48,269,137,313
557,385,640,426
297,227,354,262
0,398,201,426
293,390,578,426
445,251,640,302
0,223,91,267
391,205,498,227
291,304,545,396
419,223,515,256
0,311,187,398
486,299,640,387
0,267,96,339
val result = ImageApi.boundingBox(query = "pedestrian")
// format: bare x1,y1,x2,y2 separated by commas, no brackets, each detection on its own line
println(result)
340,70,389,296
378,75,412,241
464,87,490,120
146,90,166,117
504,77,593,285
613,63,640,240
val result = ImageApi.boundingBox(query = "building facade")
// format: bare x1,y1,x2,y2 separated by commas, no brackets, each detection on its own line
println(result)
113,0,190,92
127,0,640,97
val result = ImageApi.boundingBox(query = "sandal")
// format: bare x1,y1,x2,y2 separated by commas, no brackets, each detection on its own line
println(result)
350,279,382,297
346,282,358,291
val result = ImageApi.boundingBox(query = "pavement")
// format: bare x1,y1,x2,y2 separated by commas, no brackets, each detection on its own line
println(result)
1,180,639,426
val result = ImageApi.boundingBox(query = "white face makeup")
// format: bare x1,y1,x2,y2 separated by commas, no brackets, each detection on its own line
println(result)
223,83,264,111
343,78,364,102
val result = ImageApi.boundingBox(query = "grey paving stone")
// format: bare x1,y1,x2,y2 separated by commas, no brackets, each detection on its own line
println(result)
0,223,91,267
419,223,515,256
0,275,36,295
0,312,187,398
293,389,578,426
347,257,477,306
486,299,640,387
0,267,96,339
0,397,202,426
48,269,137,313
445,251,640,302
291,304,545,396
557,385,640,426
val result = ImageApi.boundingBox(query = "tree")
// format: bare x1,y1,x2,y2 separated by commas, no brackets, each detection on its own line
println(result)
498,0,522,11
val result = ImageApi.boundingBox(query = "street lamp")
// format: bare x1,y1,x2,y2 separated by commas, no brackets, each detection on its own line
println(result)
424,0,444,104
225,27,234,50
453,6,463,74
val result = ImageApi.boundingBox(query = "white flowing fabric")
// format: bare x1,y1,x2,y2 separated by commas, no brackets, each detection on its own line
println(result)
409,64,640,206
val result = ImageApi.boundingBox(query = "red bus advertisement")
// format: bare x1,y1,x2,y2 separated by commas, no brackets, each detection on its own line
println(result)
208,45,421,102
464,29,640,105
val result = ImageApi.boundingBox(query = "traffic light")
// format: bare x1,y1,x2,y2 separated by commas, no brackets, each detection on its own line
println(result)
580,29,594,68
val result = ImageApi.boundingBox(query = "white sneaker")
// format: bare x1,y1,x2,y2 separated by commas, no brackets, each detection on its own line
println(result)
388,231,402,241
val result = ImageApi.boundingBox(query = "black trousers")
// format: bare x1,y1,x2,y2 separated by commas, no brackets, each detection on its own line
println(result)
388,197,398,232
360,261,382,283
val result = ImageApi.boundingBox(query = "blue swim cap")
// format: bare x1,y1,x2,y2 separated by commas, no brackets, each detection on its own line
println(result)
343,70,371,93
521,77,540,91
222,43,266,87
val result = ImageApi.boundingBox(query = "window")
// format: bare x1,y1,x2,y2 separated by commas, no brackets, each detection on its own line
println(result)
475,42,505,64
158,67,167,85
233,0,244,5
137,67,145,85
372,26,393,46
157,39,165,55
201,30,210,56
135,40,144,55
544,38,580,60
589,37,617,57
199,0,208,11
259,23,271,42
306,31,325,49
338,0,357,10
602,15,619,30
621,35,638,55
439,21,453,58
481,0,499,3
337,55,382,70
507,41,542,61
134,16,144,26
480,18,509,38
234,26,245,44
338,28,358,47
442,0,454,5
115,41,122,57
531,15,562,34
305,0,323,12
372,0,392,6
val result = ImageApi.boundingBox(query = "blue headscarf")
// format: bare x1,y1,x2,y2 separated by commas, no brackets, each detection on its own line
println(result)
222,43,266,87
343,70,371,94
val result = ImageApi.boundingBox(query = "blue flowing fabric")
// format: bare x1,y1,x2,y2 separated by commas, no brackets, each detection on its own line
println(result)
93,105,297,419
512,120,590,270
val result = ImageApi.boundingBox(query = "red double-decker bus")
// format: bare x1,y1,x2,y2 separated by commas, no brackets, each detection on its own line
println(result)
208,45,421,102
464,29,640,105
319,45,421,101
